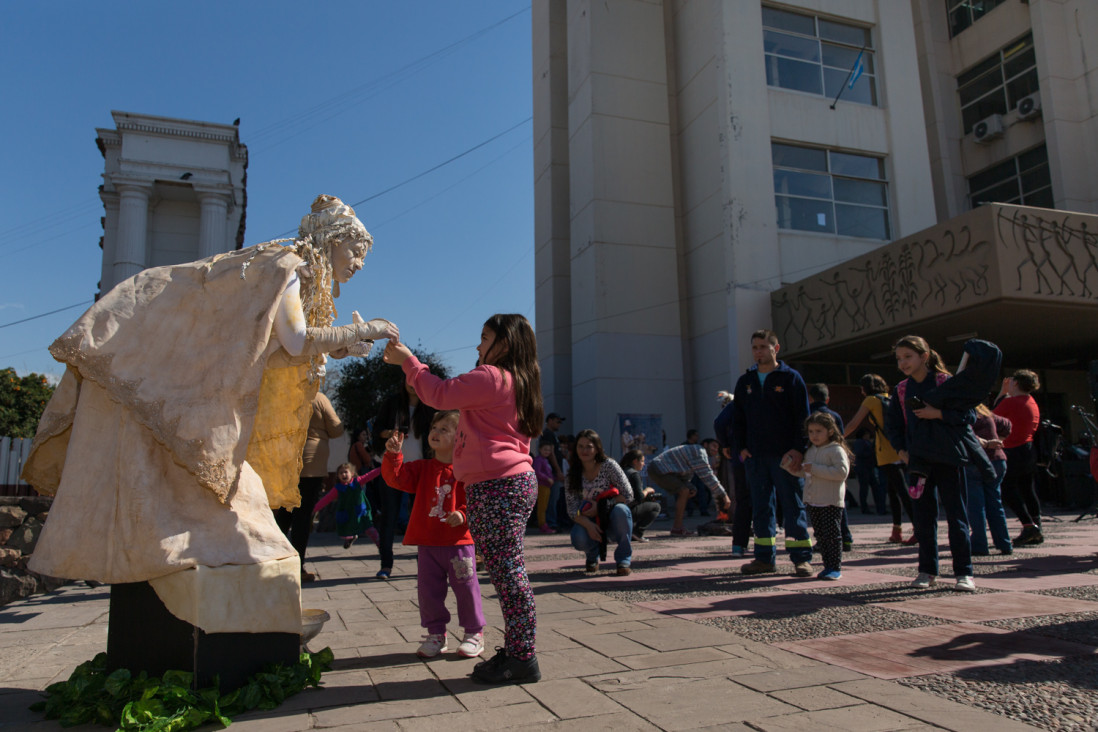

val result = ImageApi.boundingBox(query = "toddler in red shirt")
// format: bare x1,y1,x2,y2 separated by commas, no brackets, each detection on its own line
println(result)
382,410,485,659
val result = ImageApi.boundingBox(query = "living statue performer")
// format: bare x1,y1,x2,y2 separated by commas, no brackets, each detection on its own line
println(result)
22,194,397,639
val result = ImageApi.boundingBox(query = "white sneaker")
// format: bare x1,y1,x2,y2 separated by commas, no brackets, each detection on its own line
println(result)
457,631,484,658
910,572,938,589
954,576,976,593
416,633,448,658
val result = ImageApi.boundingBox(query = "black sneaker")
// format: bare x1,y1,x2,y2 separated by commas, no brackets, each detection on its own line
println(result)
471,648,541,684
1013,525,1044,547
474,647,508,675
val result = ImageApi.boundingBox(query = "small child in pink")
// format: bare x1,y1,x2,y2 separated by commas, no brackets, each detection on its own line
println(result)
382,410,486,659
313,463,381,549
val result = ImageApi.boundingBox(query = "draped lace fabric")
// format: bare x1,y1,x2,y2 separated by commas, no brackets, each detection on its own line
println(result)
21,244,325,633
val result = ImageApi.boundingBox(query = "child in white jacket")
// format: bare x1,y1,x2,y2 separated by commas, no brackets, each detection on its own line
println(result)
784,412,852,580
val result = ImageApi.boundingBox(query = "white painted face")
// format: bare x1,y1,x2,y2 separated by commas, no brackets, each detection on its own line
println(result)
332,237,368,283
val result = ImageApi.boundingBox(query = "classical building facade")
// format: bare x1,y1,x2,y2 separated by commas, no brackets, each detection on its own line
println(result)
533,0,1098,442
96,111,248,296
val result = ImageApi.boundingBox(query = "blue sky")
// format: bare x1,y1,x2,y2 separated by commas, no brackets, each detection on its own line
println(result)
0,1,534,380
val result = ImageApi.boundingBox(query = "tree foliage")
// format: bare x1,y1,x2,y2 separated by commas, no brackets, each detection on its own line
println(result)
328,347,451,433
0,368,55,439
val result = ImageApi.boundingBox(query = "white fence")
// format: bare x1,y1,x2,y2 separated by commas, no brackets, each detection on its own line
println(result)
1,436,32,495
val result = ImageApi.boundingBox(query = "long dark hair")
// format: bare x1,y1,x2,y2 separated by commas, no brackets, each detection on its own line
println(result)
892,335,951,377
859,373,889,396
372,382,436,455
483,314,544,437
567,429,606,495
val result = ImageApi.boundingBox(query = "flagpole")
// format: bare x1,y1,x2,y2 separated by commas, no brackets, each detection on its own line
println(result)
830,45,867,110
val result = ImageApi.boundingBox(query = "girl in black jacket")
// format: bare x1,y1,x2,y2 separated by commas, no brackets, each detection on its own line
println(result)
885,336,999,594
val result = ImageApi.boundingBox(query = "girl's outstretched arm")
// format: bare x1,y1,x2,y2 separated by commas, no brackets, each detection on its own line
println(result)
400,354,507,411
313,487,337,514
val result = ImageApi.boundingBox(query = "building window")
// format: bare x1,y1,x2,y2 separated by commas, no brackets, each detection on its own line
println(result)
946,0,1008,38
968,144,1053,209
957,34,1039,134
762,6,877,106
772,142,891,240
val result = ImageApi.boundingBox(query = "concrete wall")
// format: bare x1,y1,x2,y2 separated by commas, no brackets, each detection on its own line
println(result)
535,0,938,439
913,0,1098,218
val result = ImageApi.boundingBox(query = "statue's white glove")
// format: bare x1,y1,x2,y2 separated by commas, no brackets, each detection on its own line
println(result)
308,313,397,358
302,322,375,356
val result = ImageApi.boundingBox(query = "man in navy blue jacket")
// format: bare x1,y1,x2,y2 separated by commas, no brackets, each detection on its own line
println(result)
728,330,812,575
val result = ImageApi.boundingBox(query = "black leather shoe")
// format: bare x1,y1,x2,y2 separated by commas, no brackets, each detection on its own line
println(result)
471,649,540,684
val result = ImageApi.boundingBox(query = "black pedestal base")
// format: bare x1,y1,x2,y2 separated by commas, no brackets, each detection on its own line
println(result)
106,581,299,691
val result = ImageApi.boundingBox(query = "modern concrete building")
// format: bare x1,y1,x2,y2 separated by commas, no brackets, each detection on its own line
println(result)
533,0,1098,443
95,111,248,296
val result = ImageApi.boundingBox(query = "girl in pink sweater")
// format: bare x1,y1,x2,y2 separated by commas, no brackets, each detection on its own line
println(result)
383,314,543,685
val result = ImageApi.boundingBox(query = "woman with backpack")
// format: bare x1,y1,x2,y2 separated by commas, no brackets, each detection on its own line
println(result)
844,373,915,544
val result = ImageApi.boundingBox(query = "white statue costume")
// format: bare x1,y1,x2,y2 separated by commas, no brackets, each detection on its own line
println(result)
23,195,394,634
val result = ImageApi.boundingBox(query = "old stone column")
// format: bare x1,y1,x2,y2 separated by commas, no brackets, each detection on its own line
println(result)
196,190,230,259
113,180,152,285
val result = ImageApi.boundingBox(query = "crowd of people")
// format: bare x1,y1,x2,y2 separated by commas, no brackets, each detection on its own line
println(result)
23,190,1065,692
284,321,1052,686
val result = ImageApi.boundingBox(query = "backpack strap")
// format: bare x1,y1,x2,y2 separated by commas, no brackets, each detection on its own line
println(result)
865,395,887,438
895,380,908,426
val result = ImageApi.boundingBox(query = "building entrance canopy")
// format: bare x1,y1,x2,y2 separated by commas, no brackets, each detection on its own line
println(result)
772,203,1098,369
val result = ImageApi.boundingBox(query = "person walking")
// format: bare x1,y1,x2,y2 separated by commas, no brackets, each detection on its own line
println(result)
844,374,916,544
993,370,1044,546
276,390,344,583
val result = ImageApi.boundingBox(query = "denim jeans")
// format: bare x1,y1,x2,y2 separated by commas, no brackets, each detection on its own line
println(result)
911,463,972,577
570,503,633,566
546,480,562,526
745,456,811,564
964,459,1011,554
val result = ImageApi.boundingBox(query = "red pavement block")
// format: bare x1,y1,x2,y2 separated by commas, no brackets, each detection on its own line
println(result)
878,591,1098,622
775,622,1098,679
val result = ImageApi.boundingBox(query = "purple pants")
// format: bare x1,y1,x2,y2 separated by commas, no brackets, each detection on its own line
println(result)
417,544,485,635
466,472,538,660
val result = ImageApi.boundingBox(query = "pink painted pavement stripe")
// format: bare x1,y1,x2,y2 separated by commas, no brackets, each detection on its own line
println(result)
877,591,1098,622
775,622,1098,680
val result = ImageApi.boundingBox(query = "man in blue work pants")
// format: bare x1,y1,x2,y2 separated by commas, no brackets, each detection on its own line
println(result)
728,329,813,576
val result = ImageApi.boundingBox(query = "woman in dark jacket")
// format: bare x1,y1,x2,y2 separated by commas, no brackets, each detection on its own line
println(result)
885,336,1000,594
370,382,437,579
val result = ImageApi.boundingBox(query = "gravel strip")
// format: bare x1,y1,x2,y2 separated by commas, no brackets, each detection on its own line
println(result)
803,581,997,603
898,655,1098,731
982,612,1098,647
1035,585,1098,602
693,603,941,644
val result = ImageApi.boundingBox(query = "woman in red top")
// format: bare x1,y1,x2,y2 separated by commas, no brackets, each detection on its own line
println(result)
993,369,1043,546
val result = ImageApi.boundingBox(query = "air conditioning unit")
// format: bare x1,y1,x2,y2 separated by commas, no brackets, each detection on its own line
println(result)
1017,92,1042,120
973,114,1004,143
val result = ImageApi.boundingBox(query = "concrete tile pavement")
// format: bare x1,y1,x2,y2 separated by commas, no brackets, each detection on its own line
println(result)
3,510,1095,729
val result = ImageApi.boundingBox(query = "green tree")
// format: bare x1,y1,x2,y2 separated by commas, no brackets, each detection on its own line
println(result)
329,347,450,433
0,368,55,438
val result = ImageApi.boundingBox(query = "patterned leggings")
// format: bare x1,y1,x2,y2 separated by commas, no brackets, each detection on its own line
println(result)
466,472,538,660
807,504,843,571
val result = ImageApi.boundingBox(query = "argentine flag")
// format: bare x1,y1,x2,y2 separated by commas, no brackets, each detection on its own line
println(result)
848,50,865,89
